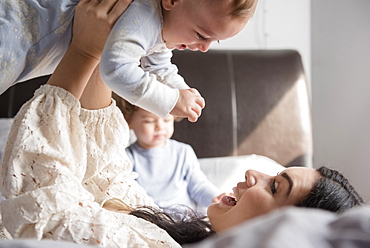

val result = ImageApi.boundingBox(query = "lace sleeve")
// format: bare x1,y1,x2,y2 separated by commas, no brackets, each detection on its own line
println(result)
0,85,179,247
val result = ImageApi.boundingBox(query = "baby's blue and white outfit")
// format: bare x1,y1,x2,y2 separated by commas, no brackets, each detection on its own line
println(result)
0,0,188,117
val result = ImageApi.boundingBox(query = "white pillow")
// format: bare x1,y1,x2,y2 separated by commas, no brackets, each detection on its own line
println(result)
0,118,13,163
0,118,13,202
199,154,285,193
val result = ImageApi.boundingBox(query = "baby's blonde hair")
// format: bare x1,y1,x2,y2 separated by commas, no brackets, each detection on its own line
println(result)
229,0,258,19
203,0,258,19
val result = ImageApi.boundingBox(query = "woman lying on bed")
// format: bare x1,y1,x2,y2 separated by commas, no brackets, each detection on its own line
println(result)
0,0,364,247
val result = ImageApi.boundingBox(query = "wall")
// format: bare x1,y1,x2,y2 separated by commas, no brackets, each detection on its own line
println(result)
312,0,370,202
211,0,311,86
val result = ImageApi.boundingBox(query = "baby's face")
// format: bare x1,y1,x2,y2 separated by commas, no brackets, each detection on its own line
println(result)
161,0,249,52
128,108,175,149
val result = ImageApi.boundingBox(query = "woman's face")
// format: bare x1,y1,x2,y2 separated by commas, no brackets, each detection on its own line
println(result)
207,167,320,232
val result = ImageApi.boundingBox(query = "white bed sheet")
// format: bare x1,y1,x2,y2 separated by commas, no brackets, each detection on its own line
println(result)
0,118,13,163
186,205,370,248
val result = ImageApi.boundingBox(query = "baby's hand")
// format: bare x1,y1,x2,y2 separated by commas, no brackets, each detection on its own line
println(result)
170,88,205,122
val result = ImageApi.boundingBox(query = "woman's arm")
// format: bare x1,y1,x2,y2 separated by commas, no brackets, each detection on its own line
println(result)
80,65,113,109
47,0,131,99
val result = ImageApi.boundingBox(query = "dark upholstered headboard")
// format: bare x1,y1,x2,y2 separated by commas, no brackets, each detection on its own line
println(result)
171,50,313,167
0,76,49,118
0,49,312,167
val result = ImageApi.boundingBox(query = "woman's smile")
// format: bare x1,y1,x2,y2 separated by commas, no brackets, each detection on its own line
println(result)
221,195,237,206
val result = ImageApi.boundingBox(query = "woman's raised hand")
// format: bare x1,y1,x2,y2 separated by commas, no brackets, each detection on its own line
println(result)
71,0,132,60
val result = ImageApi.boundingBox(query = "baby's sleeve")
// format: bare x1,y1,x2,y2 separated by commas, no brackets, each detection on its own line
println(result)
140,49,190,90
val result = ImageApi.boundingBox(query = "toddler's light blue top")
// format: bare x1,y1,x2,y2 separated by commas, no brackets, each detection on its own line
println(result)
126,139,220,210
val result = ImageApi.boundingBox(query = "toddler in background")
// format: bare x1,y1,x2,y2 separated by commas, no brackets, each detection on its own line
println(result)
115,94,227,212
0,0,258,122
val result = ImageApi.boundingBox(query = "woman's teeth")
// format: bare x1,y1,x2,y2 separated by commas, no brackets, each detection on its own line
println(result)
227,196,237,206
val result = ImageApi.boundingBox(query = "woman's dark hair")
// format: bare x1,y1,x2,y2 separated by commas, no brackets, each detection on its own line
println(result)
297,166,364,213
129,206,215,245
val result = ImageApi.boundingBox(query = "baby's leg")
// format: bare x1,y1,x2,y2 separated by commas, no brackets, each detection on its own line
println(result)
0,0,78,93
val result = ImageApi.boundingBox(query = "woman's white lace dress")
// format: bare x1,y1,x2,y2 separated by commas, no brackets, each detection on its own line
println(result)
0,85,180,247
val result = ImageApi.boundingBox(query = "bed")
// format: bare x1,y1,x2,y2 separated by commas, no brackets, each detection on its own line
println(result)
1,50,369,247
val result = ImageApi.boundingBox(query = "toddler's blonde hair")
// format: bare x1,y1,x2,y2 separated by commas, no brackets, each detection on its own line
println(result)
113,92,183,122
113,92,138,122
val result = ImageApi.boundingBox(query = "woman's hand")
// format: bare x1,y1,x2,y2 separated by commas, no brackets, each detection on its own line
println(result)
47,0,132,98
71,0,132,60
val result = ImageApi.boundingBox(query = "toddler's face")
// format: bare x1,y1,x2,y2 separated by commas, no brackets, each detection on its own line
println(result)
128,108,175,149
161,0,249,52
